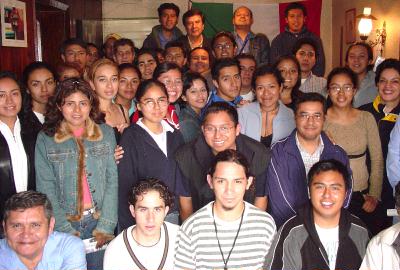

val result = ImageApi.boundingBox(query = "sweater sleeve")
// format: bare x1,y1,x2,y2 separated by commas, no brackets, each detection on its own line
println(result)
387,119,400,189
364,112,384,199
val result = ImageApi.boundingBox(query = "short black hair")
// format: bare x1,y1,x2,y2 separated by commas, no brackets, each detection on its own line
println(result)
118,63,141,80
182,72,209,96
252,64,283,90
188,47,212,65
211,31,237,49
153,62,181,80
158,3,180,18
202,101,238,126
208,149,251,178
182,8,204,26
0,71,23,93
60,38,87,55
307,159,351,191
128,178,174,208
235,53,256,65
292,37,318,56
285,2,307,17
165,40,187,58
327,67,358,89
211,58,240,80
135,79,168,102
294,92,327,115
375,58,400,85
135,48,158,66
113,38,135,55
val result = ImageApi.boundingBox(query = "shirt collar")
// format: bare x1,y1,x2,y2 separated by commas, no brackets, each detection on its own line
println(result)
295,132,324,154
0,117,20,134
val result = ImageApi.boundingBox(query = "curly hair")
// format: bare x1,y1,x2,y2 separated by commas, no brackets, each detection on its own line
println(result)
128,178,174,208
42,78,104,137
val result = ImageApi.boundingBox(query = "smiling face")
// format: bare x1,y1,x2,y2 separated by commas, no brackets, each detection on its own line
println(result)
157,69,183,103
182,79,208,114
90,64,119,101
160,8,178,31
295,101,325,142
377,68,400,105
185,15,204,38
189,49,210,74
4,206,55,264
285,8,305,33
138,53,157,80
310,170,346,227
346,45,371,76
61,91,91,130
214,65,241,101
213,36,236,60
137,84,169,125
328,73,356,109
277,59,299,90
27,68,56,109
0,77,22,123
117,68,140,101
255,74,282,110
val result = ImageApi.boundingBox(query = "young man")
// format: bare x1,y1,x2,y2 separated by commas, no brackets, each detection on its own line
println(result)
346,42,377,107
142,3,183,50
113,38,135,65
164,40,187,68
104,179,178,270
176,9,212,55
103,33,121,60
175,149,276,270
188,47,214,91
293,38,327,96
266,92,352,227
176,102,269,220
266,159,369,270
60,38,87,76
232,6,270,65
211,31,237,60
236,53,256,103
270,2,325,77
0,191,86,270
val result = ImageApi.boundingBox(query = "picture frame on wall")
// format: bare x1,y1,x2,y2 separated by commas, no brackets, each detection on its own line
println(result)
345,8,356,44
0,0,27,47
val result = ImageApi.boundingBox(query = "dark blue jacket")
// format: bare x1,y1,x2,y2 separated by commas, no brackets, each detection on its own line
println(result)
266,130,352,228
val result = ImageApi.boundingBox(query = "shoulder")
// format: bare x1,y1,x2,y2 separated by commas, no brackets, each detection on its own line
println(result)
238,101,259,115
359,102,374,112
179,204,211,233
50,231,85,252
239,134,268,155
175,139,197,160
271,132,293,153
359,110,376,123
245,203,276,228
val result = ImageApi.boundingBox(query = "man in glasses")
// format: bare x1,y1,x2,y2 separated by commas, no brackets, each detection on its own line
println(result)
211,31,237,60
266,92,352,228
176,102,270,221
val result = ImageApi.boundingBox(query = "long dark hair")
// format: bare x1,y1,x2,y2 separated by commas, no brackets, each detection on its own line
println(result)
42,78,104,137
273,55,303,102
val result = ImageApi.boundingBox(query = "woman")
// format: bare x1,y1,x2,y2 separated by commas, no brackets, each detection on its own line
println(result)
56,63,81,82
273,55,303,110
89,58,129,142
21,61,57,138
118,79,187,229
179,72,209,142
136,49,158,80
360,58,400,229
0,72,36,236
114,63,141,118
238,65,295,149
324,67,383,235
35,78,118,270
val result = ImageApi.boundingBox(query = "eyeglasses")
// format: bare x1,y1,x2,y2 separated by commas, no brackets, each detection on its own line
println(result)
296,112,323,121
214,44,233,50
203,125,234,134
140,97,169,109
328,85,354,94
161,79,183,87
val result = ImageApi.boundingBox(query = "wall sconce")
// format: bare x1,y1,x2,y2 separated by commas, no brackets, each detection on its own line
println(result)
356,7,377,41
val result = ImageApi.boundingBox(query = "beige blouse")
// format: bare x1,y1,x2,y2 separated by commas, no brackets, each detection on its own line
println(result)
324,111,383,199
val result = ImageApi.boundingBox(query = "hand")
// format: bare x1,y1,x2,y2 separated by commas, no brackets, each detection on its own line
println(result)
92,231,114,249
362,194,378,213
114,145,124,164
116,123,129,133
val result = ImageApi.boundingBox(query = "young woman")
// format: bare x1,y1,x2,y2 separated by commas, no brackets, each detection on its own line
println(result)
0,72,36,235
238,65,295,150
179,72,209,142
136,49,158,80
118,79,187,230
35,78,118,270
324,67,383,236
56,63,81,82
114,63,141,118
89,58,129,142
273,55,303,110
21,61,57,138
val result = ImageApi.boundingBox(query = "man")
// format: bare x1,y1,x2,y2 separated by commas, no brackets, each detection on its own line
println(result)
211,31,237,60
113,38,135,65
60,38,87,76
86,42,100,68
236,53,256,103
175,149,276,270
176,9,211,55
266,92,352,227
176,102,269,220
0,191,86,270
204,58,242,111
104,178,178,270
293,38,327,96
266,159,369,270
232,6,270,66
360,182,400,270
103,33,121,60
188,47,213,90
164,40,187,68
142,3,183,50
270,2,325,77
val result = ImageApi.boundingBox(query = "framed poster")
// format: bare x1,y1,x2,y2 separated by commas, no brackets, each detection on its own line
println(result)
345,8,356,44
0,0,27,47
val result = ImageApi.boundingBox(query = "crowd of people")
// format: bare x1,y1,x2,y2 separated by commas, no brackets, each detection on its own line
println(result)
0,1,400,270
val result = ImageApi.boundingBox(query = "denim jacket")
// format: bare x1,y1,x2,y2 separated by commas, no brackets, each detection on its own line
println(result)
35,120,118,235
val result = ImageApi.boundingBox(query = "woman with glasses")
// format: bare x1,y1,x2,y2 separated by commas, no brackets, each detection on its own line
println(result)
324,67,383,236
238,65,295,150
35,78,118,270
118,79,187,230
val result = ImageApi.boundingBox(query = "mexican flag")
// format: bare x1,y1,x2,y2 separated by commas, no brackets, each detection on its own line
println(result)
191,0,322,40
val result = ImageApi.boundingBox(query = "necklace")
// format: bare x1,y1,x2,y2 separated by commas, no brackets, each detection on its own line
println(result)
188,35,203,49
212,202,245,270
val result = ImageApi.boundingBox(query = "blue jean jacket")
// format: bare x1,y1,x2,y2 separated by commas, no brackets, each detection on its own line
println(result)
35,121,118,235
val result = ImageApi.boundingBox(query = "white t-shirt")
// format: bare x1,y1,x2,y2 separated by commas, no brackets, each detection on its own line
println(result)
33,111,45,124
240,90,255,102
103,222,178,270
137,118,174,157
315,224,339,270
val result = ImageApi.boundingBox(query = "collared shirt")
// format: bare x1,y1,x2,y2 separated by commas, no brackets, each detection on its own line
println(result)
295,133,324,175
299,72,327,96
0,118,28,192
234,31,253,55
0,231,86,270
137,118,174,157
33,111,45,124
